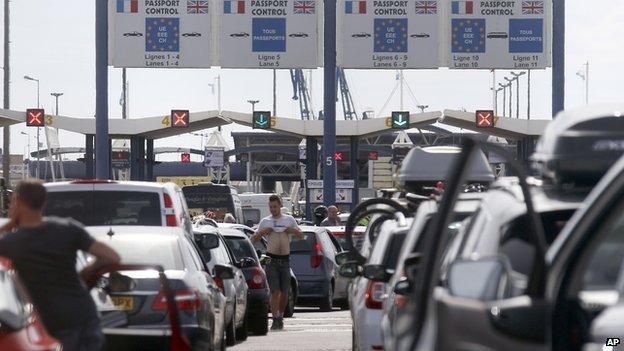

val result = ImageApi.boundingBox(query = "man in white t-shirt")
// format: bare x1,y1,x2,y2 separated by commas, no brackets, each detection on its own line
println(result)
251,195,303,330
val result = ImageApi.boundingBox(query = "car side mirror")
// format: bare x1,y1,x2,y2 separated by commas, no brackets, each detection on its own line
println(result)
393,278,411,296
238,257,257,268
195,233,220,250
339,261,361,278
362,264,393,282
335,251,351,266
246,220,255,228
214,264,235,280
447,257,508,301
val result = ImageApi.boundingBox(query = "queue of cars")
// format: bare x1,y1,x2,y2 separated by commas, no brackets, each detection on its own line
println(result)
338,105,624,351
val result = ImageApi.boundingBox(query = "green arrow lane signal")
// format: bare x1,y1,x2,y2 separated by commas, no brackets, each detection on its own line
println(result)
392,111,410,129
253,111,271,129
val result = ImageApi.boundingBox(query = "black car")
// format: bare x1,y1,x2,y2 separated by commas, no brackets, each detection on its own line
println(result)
410,33,430,38
289,32,308,38
86,226,230,351
123,31,143,37
182,32,202,37
351,33,371,38
487,31,508,39
219,228,271,335
230,32,250,38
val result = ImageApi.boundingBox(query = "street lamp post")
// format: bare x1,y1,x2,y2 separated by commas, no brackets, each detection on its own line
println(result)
246,99,259,192
499,83,507,117
511,72,526,119
505,77,514,119
51,92,63,115
416,105,429,113
24,75,41,179
247,99,259,113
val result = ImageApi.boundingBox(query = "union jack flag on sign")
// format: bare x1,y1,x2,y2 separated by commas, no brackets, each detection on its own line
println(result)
415,1,437,14
522,1,543,14
187,0,209,14
294,0,315,14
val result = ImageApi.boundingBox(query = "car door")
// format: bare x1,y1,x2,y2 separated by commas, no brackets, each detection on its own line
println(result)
411,139,549,351
219,236,248,325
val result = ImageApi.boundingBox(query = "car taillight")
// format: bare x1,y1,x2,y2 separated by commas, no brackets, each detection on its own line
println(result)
247,266,266,289
311,241,323,268
163,193,177,227
152,288,201,311
213,277,225,294
365,281,386,310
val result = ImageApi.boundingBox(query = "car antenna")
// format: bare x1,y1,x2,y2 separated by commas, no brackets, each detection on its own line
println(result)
107,228,115,239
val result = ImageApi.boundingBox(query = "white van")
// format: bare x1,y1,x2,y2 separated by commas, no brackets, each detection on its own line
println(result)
239,193,293,226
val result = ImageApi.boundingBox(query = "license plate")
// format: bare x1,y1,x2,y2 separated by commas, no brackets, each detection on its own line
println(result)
111,296,134,311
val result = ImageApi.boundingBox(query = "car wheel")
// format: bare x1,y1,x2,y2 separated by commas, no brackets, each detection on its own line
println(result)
236,306,249,341
284,287,295,318
226,306,237,346
319,285,333,312
249,304,269,335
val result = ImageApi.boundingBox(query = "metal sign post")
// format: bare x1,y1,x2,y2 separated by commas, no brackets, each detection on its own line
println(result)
323,0,337,206
96,0,110,179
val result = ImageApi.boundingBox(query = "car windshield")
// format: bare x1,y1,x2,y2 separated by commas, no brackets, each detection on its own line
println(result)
382,232,408,269
223,236,258,262
44,191,162,226
290,232,315,253
97,235,184,270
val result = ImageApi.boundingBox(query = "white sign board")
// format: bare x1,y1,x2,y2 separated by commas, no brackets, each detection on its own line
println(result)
111,0,213,68
309,189,354,203
219,0,320,68
338,0,440,68
204,147,225,167
307,180,355,189
447,0,551,69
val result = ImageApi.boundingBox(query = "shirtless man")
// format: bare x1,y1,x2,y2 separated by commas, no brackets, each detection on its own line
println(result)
251,195,303,330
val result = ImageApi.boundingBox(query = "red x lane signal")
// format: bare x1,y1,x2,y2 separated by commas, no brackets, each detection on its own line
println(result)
26,109,45,127
181,153,191,163
475,110,494,128
171,110,190,128
334,151,344,161
368,151,379,161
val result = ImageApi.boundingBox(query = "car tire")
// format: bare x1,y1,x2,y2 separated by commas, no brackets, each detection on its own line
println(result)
284,287,295,318
319,285,333,312
226,307,237,346
249,304,269,335
236,307,249,341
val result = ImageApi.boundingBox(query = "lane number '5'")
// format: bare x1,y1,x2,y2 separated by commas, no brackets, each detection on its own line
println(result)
326,157,333,166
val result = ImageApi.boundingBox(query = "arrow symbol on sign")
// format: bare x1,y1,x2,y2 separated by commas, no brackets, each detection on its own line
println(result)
256,115,268,127
339,192,346,201
316,192,323,201
395,114,407,126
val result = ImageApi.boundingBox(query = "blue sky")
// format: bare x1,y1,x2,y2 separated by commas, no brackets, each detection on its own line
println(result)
0,0,621,161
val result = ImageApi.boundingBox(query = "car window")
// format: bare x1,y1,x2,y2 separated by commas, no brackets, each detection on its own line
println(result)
184,239,205,272
101,235,184,270
290,232,315,253
382,232,407,269
243,209,261,225
327,232,343,252
0,270,29,330
581,218,624,292
319,232,336,259
45,191,162,226
224,236,259,262
210,240,231,265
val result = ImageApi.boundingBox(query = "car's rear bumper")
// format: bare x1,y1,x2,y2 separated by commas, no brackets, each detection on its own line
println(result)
103,325,211,350
247,289,270,317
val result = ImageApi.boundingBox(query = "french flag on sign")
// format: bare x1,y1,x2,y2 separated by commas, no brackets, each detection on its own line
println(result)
452,1,473,14
117,0,138,13
224,0,245,14
345,1,366,14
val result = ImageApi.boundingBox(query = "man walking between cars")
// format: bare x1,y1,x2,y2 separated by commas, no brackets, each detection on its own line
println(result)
0,180,121,351
251,195,303,330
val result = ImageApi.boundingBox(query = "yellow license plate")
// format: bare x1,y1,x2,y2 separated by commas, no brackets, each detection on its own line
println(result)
111,296,134,311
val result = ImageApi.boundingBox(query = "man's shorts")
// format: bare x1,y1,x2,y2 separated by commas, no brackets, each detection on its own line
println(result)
266,257,291,293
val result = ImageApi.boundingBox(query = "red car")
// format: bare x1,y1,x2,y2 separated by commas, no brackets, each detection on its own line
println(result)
0,259,60,351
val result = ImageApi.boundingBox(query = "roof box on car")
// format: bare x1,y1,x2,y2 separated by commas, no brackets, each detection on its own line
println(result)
532,105,624,187
396,146,495,194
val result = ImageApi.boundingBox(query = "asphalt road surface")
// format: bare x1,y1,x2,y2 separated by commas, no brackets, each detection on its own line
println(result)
230,309,352,351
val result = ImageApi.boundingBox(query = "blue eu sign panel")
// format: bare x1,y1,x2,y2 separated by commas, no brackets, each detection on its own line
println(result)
146,18,180,52
451,19,485,53
252,18,286,52
509,19,543,53
374,18,408,53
